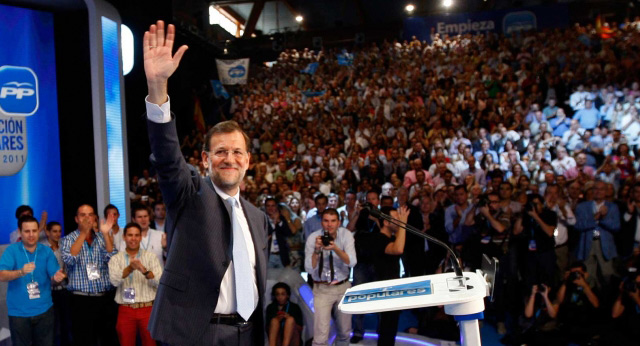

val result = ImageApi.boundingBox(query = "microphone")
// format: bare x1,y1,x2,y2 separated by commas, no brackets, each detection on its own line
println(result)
362,203,464,278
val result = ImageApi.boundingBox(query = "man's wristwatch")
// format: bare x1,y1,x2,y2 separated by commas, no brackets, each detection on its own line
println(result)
143,270,151,277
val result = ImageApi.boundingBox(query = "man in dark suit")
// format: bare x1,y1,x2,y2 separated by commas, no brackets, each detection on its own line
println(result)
142,21,268,345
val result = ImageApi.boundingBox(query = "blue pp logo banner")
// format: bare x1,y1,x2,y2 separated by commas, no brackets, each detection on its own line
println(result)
216,58,249,85
0,66,39,117
503,11,537,36
343,280,432,304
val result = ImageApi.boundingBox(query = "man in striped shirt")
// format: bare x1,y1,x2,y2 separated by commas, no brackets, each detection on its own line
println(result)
108,222,163,346
60,204,118,346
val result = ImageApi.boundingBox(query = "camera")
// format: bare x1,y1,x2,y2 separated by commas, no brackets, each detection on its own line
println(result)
537,284,547,293
476,195,489,208
622,270,638,292
568,271,581,282
321,230,334,247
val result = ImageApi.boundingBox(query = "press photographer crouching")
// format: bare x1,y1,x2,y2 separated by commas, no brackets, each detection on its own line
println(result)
610,263,640,344
554,262,602,345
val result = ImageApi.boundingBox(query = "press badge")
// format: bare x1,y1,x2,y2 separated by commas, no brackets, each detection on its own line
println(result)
27,282,40,299
122,287,136,303
86,263,100,281
528,240,537,251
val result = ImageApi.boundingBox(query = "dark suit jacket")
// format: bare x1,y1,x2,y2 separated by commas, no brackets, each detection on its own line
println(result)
146,118,268,345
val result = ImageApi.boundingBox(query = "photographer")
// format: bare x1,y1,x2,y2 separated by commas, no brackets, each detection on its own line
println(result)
265,198,294,268
553,262,601,345
611,267,640,343
514,194,558,289
465,193,516,336
517,284,561,345
304,209,356,346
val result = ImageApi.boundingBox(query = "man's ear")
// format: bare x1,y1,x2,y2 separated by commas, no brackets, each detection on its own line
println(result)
201,151,209,169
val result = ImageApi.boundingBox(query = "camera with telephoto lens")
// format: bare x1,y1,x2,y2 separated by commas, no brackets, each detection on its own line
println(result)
321,230,334,247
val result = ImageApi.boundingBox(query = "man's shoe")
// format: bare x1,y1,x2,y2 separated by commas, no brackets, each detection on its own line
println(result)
350,335,363,343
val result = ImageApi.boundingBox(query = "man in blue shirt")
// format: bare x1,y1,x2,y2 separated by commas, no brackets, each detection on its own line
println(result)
60,204,118,346
0,216,65,346
573,99,600,130
303,193,328,239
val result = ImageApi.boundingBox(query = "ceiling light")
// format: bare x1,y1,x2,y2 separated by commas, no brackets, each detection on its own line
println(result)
295,15,303,23
443,0,453,7
405,4,415,13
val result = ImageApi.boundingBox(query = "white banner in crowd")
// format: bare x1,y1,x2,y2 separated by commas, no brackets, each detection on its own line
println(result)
215,58,249,85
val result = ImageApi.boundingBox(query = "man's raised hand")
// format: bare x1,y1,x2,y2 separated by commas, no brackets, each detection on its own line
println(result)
143,20,188,105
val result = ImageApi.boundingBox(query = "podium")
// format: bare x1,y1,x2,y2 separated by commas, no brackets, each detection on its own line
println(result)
339,261,497,346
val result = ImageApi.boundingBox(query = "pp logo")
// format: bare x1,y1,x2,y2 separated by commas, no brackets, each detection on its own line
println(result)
0,65,39,117
503,11,537,36
228,65,246,78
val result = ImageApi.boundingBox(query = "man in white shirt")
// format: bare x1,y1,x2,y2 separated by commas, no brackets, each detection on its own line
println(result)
551,146,576,176
131,206,165,266
108,222,163,346
150,202,166,233
105,204,125,252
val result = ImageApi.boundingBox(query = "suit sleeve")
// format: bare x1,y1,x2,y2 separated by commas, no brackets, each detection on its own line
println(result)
148,117,200,211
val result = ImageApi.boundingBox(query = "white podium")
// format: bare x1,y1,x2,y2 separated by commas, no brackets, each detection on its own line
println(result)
339,270,493,346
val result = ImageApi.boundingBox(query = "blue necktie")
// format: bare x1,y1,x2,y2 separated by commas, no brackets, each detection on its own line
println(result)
227,197,254,321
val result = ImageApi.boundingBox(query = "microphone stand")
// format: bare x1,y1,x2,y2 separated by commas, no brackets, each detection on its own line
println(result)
368,208,464,278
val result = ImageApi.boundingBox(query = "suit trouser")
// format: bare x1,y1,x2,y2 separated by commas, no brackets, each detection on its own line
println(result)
585,239,616,288
201,316,256,345
312,281,351,346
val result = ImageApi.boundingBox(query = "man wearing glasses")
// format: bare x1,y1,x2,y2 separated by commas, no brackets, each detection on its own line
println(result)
142,21,268,345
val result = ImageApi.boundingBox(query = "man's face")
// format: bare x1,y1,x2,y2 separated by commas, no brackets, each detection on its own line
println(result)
75,205,96,228
265,200,278,215
106,208,120,225
321,212,340,236
576,154,586,166
20,221,40,248
532,198,544,214
202,131,250,193
344,193,356,208
315,198,328,213
154,204,166,220
366,192,380,207
124,227,142,251
46,224,62,243
328,196,338,209
133,210,150,230
488,195,501,213
499,184,512,200
454,189,467,205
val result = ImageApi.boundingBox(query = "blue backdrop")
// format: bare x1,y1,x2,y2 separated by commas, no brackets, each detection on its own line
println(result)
404,4,569,42
0,4,64,243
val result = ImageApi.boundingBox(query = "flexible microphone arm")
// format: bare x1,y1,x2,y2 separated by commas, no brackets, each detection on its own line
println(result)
365,205,464,278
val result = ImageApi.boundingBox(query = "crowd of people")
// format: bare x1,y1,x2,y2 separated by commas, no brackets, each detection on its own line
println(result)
5,18,640,346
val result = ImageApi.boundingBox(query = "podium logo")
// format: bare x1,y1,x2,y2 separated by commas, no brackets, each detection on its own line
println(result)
0,66,39,117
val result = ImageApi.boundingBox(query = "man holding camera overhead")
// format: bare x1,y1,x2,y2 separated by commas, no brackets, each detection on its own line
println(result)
304,208,356,346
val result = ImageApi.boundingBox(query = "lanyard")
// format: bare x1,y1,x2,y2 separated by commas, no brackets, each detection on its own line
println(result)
125,251,140,285
21,244,38,282
83,238,95,263
141,233,152,250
